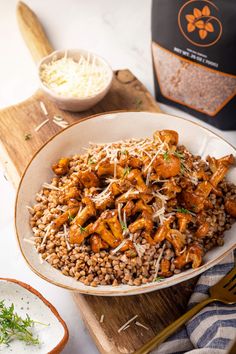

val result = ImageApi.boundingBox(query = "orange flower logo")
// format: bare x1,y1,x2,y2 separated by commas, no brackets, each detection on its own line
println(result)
186,6,214,40
178,0,222,47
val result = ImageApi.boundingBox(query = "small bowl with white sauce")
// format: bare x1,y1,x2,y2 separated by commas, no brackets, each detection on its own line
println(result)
38,49,113,112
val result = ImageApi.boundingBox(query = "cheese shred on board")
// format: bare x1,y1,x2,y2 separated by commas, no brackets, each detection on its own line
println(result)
40,54,110,98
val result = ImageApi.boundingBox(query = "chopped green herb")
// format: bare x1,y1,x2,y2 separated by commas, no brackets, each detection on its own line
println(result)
123,166,131,177
180,162,186,174
24,133,31,141
79,225,86,232
163,151,169,160
154,276,164,282
176,207,196,216
133,97,143,111
68,214,75,222
120,221,128,231
174,151,185,159
0,300,42,346
176,207,190,214
121,150,128,155
88,158,95,165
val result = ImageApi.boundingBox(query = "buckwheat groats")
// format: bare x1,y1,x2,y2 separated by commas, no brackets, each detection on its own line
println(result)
152,44,236,116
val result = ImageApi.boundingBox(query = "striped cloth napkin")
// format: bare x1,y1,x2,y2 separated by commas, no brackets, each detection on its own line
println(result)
153,252,236,354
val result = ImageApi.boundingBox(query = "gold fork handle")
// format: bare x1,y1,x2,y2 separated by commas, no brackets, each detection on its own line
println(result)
134,297,215,354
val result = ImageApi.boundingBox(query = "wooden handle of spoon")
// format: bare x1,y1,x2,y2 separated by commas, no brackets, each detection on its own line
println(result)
16,1,53,63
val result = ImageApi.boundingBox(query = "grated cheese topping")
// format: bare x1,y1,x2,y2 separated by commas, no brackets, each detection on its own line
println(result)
40,54,111,98
135,321,149,330
118,315,138,333
153,244,166,280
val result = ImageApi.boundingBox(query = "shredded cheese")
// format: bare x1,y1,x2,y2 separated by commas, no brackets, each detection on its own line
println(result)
40,55,110,98
100,314,104,323
122,325,130,331
39,101,48,115
63,224,71,251
153,244,166,280
133,242,146,258
118,315,138,333
41,223,52,246
53,119,69,129
26,205,34,214
34,119,49,132
42,183,60,191
135,321,149,330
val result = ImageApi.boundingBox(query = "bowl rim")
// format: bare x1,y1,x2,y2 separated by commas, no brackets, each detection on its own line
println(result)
0,277,69,353
14,111,236,295
38,48,114,102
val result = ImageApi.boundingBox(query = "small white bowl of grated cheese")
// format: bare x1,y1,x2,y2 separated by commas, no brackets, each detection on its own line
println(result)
38,49,113,112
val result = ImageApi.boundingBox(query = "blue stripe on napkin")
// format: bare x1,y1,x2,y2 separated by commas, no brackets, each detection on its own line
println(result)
153,253,236,354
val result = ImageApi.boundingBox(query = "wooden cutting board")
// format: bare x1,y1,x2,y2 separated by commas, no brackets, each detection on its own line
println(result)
0,2,198,353
0,68,197,354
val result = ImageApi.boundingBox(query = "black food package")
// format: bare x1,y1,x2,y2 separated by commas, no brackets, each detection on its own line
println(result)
152,0,236,130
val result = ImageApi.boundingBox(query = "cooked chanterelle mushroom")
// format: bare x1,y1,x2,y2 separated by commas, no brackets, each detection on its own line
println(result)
29,129,236,287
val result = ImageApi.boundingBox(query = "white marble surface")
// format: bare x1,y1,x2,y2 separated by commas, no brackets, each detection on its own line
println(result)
0,1,235,353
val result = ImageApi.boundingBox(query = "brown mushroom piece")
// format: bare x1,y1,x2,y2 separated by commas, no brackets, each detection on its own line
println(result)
120,239,135,252
160,259,172,277
73,197,96,226
119,154,143,169
90,234,109,253
132,199,153,216
225,199,236,218
94,195,114,211
207,154,234,173
176,212,192,233
181,182,211,212
163,179,182,199
209,155,234,189
97,160,124,178
127,169,148,193
122,200,135,217
195,222,210,238
69,198,96,243
129,210,155,244
58,186,81,204
52,157,70,176
153,154,181,179
92,220,120,248
109,180,132,197
153,130,178,146
116,190,140,204
154,216,174,243
69,223,93,244
78,170,100,188
100,210,123,241
52,205,80,231
174,244,203,269
195,169,209,181
166,229,186,256
181,153,234,212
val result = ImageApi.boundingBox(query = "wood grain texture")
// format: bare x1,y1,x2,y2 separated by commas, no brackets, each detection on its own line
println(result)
17,1,53,63
74,279,196,354
0,69,196,354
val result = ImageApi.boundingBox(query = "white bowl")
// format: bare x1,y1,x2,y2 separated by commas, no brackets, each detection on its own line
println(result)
38,49,113,112
15,112,236,296
0,278,68,353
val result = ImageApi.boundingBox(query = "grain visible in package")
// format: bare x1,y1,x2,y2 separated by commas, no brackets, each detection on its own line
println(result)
152,45,236,116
